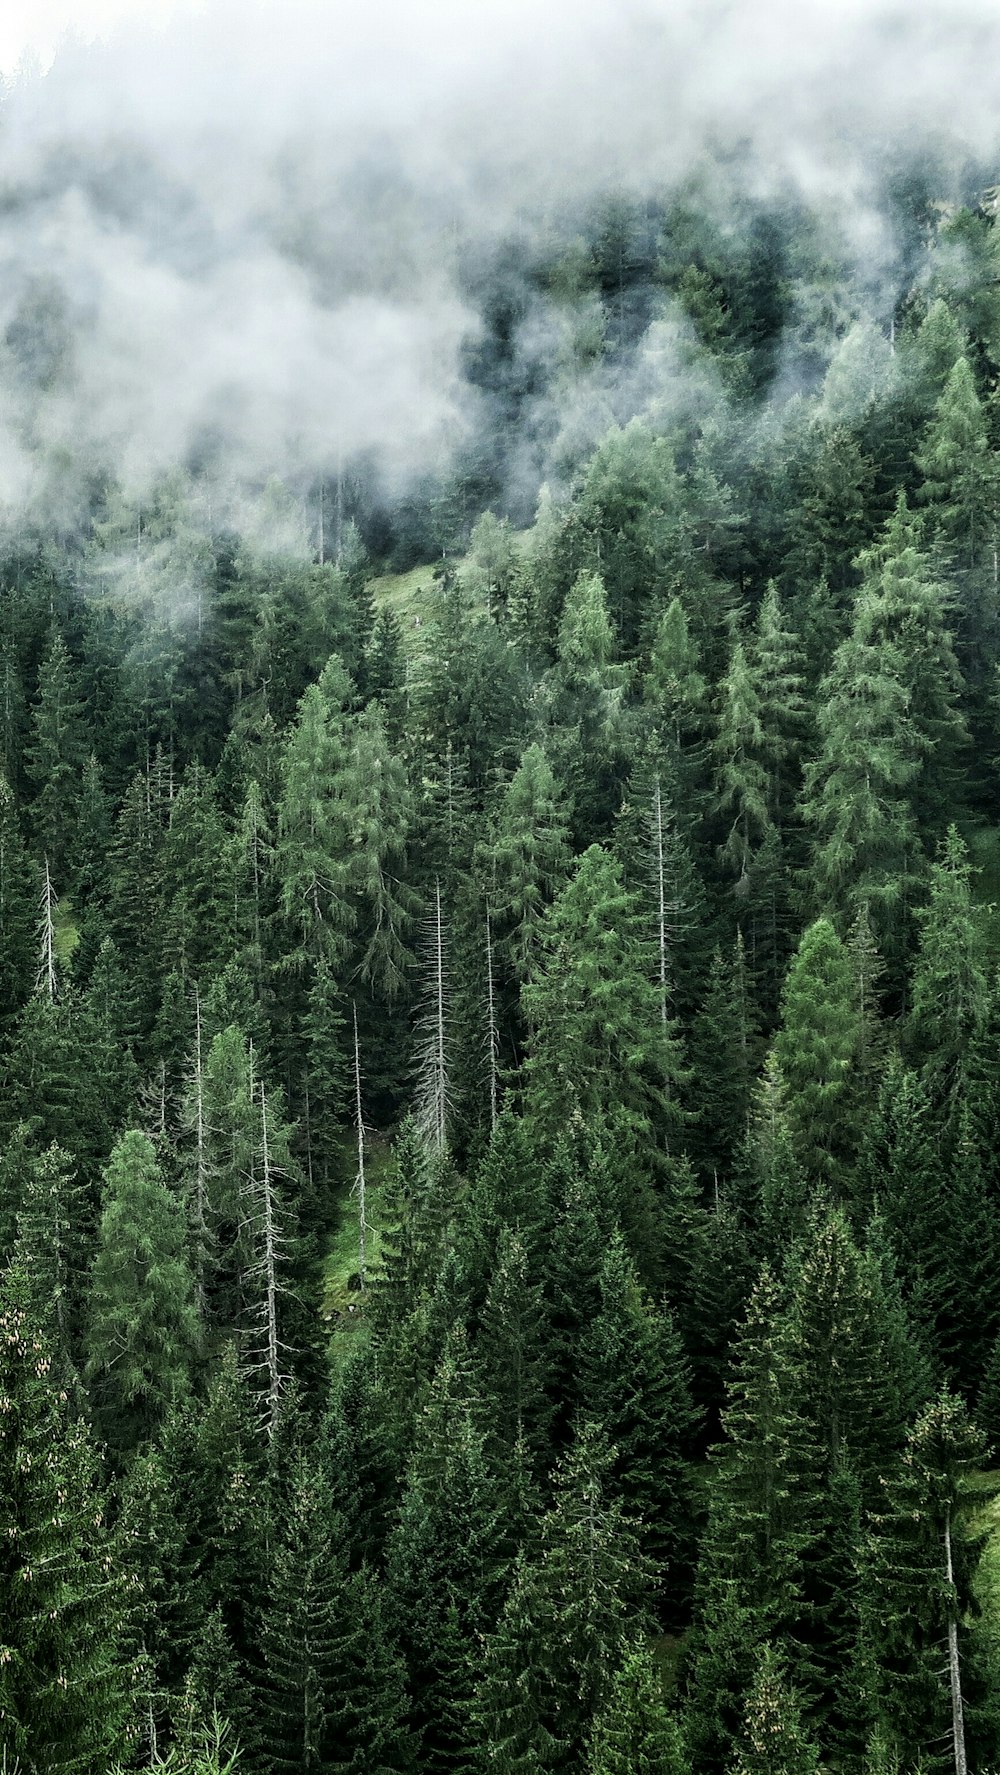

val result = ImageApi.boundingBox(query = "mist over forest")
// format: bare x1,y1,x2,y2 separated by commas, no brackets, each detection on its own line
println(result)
6,4,1000,1772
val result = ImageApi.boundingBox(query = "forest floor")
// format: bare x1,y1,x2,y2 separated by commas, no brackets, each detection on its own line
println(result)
971,1475,1000,1636
321,1133,393,1338
365,529,529,655
366,561,447,648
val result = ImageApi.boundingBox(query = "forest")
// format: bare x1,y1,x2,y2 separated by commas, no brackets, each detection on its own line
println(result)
6,26,1000,1772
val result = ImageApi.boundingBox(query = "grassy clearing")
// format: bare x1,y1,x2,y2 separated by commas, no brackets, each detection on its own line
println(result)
964,824,1000,957
365,528,528,660
54,896,80,966
367,562,443,649
971,1473,1000,1627
321,1133,394,1326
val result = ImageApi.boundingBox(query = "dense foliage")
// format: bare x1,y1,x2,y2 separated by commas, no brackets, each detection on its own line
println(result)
5,169,1000,1773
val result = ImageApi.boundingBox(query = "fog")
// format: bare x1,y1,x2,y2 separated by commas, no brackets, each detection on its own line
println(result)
0,0,998,538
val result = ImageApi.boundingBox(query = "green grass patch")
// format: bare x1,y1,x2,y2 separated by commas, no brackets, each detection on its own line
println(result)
321,1134,394,1324
365,529,528,660
367,562,443,648
963,824,1000,960
53,897,80,966
971,1473,1000,1619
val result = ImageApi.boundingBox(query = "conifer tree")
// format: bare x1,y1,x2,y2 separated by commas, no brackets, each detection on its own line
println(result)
587,1639,686,1775
25,627,89,875
277,655,355,971
0,773,37,1030
643,596,707,760
474,1423,650,1775
579,1233,699,1610
256,1453,344,1773
13,1139,89,1386
773,917,860,1179
0,1262,130,1769
917,354,998,571
388,1332,513,1773
713,622,770,890
731,1647,821,1775
86,1128,201,1453
801,607,922,939
686,1269,823,1768
906,825,988,1105
475,1222,554,1473
753,580,807,822
862,1390,989,1775
343,702,418,1000
523,846,681,1150
478,742,573,983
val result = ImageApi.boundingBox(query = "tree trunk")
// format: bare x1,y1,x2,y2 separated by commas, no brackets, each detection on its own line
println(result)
353,1002,367,1291
944,1502,968,1775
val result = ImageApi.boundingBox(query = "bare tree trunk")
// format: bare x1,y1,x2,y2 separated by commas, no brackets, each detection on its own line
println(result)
353,1003,367,1291
258,1081,282,1438
192,987,209,1316
652,776,669,1031
485,904,499,1133
417,879,449,1151
37,858,58,1000
431,880,447,1149
944,1504,968,1775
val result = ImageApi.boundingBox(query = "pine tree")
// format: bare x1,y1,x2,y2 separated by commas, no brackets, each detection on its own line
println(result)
24,627,89,875
731,1647,821,1775
86,1129,201,1453
0,1262,130,1769
587,1638,686,1775
523,846,681,1150
474,1423,650,1775
579,1234,699,1613
772,917,860,1180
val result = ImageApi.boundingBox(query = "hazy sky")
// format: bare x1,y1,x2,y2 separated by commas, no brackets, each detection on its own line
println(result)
0,0,199,73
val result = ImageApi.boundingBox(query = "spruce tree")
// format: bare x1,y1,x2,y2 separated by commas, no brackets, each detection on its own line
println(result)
906,825,988,1105
25,627,89,876
578,1233,699,1609
862,1390,990,1775
587,1639,686,1775
86,1129,201,1453
256,1453,345,1774
772,917,860,1180
522,846,681,1151
731,1647,821,1775
0,1262,130,1769
474,1423,650,1775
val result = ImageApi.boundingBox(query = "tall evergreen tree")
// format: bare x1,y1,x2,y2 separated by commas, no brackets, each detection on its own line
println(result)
86,1129,201,1453
0,1263,130,1769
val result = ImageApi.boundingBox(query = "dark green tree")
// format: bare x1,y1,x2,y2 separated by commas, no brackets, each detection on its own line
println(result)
86,1129,201,1453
